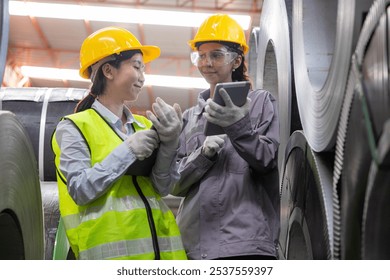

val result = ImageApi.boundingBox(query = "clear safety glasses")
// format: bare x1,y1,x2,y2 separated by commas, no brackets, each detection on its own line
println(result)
190,49,238,67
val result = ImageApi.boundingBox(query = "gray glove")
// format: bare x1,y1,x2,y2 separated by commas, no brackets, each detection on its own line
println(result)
204,87,250,128
146,97,183,146
125,129,159,160
202,135,226,158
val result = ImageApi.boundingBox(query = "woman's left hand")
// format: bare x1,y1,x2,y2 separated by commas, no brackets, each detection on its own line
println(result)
204,87,250,127
146,97,183,145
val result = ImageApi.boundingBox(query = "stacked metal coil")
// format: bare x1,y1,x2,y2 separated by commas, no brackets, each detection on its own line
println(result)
333,0,390,259
256,0,300,171
0,87,86,259
256,0,388,259
0,111,44,259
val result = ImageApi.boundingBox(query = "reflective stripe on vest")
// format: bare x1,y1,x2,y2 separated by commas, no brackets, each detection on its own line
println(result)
79,236,184,260
62,194,171,230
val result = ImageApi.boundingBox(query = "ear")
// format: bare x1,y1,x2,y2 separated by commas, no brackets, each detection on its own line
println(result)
233,55,242,70
101,63,114,80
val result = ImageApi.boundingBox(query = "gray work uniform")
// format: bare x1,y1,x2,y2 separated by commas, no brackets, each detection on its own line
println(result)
171,88,280,260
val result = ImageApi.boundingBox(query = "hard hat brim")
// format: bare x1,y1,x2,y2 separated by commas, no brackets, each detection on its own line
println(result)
79,45,161,79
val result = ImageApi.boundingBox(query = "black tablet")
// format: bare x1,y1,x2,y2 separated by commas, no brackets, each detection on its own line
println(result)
125,148,158,176
204,81,250,136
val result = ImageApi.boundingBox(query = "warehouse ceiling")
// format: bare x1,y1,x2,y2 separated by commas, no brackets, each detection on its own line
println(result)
4,0,262,114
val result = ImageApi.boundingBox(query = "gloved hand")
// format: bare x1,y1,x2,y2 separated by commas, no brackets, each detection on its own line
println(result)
146,97,183,146
202,135,226,159
125,129,159,160
204,87,250,128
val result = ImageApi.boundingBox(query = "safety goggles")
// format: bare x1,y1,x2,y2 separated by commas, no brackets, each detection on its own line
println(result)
190,49,238,67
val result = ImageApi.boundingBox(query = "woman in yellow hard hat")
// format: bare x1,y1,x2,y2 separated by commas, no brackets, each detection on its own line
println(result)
171,14,280,260
51,26,187,260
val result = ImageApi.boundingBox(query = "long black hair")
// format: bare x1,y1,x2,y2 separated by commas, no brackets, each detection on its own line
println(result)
74,50,142,113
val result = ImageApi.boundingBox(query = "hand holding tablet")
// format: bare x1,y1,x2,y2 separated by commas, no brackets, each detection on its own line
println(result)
204,81,250,136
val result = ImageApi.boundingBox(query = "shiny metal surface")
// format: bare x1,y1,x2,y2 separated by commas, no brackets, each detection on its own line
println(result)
292,0,373,152
279,131,334,259
362,120,390,259
256,0,297,171
332,0,390,259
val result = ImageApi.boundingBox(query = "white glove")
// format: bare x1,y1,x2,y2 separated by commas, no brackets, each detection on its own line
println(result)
126,129,159,160
202,135,226,158
204,87,250,128
146,97,183,146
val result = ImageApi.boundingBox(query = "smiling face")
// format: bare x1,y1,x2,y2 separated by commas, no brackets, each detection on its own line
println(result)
105,53,146,103
196,42,241,88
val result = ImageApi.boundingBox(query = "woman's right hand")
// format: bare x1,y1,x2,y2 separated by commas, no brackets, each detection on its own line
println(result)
126,129,160,160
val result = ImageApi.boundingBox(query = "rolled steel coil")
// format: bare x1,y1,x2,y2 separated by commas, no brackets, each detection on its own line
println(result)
292,0,373,152
0,0,9,86
256,0,300,171
0,110,44,259
362,120,390,259
332,0,390,259
279,130,334,259
0,87,88,181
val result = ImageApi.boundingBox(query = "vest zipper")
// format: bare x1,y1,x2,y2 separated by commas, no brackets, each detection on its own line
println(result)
132,176,161,260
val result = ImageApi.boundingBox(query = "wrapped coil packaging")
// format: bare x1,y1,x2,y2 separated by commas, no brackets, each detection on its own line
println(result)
0,111,44,259
279,130,334,259
0,0,9,86
362,120,390,259
292,0,373,152
0,87,88,181
256,0,299,170
332,0,390,259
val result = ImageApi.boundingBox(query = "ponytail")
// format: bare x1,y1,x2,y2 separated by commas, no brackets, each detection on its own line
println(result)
74,92,97,113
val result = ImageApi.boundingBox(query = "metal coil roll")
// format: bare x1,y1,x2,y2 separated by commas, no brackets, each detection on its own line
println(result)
362,120,390,259
0,111,44,259
292,0,373,152
279,130,334,259
0,88,85,259
256,0,298,170
332,0,390,259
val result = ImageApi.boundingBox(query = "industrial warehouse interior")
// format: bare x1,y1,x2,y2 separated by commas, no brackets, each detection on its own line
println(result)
0,0,389,276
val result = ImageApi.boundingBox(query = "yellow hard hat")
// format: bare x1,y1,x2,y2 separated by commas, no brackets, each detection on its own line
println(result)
188,14,249,54
79,27,161,79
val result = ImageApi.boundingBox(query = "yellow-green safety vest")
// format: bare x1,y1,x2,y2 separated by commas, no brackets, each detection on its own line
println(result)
51,108,187,260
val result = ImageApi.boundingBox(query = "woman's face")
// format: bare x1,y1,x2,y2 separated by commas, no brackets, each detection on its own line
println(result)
111,53,145,102
196,42,238,86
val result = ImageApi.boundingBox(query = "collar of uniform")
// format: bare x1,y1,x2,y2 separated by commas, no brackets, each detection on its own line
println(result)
91,100,146,129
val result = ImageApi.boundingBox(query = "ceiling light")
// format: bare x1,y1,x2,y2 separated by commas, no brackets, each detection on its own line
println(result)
20,66,209,89
9,1,251,30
